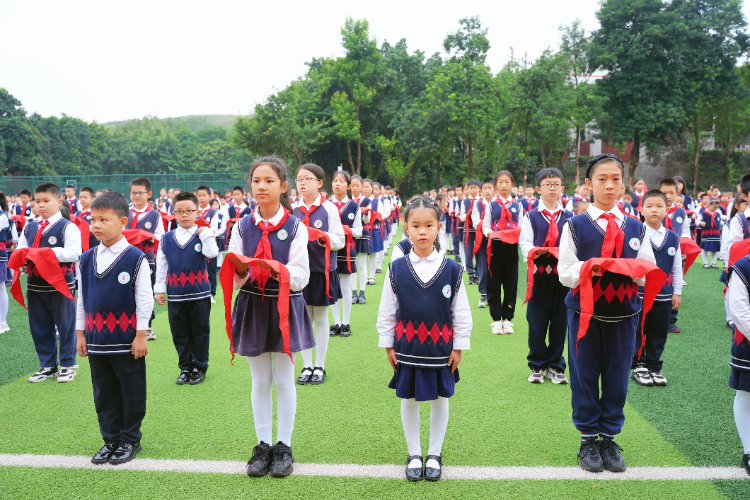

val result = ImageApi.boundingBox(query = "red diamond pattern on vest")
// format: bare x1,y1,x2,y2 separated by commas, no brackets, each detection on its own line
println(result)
441,325,452,344
118,313,130,332
179,273,187,286
603,283,616,303
395,321,405,340
104,312,117,333
404,321,416,342
416,323,429,343
187,271,196,285
396,321,454,344
86,312,136,332
429,323,441,345
94,312,104,332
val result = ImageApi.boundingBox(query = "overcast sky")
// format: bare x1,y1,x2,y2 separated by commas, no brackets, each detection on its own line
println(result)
2,0,748,124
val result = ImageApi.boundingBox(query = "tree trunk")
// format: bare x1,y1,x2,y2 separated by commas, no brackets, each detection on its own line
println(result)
467,137,474,179
523,112,531,186
574,124,581,184
346,141,354,171
691,113,701,199
540,144,547,168
629,131,640,186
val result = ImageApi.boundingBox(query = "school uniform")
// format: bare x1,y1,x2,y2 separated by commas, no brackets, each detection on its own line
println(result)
632,226,682,372
77,239,152,445
519,203,572,372
699,210,722,253
459,196,479,277
455,197,465,260
19,212,82,370
565,196,589,212
471,197,491,295
482,195,521,322
128,207,164,327
558,205,655,438
391,238,413,261
0,212,16,282
215,212,227,252
228,206,314,357
75,209,99,249
377,249,471,401
15,204,31,217
664,205,691,238
450,198,461,255
520,197,539,213
197,205,223,297
332,197,362,275
444,200,453,250
727,258,750,393
65,196,82,214
353,196,372,255
228,203,253,220
294,195,346,307
154,226,218,374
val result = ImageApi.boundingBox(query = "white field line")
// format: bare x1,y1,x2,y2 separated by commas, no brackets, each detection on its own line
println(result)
0,453,748,480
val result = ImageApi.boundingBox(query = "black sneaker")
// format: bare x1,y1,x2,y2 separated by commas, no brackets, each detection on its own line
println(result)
340,324,351,337
599,438,626,472
728,321,737,329
358,291,366,304
28,366,58,383
329,324,341,336
270,441,294,477
176,370,191,385
455,256,461,264
649,370,667,387
296,367,313,385
743,454,750,476
91,442,118,464
577,436,604,472
631,364,653,386
188,368,206,385
246,442,274,477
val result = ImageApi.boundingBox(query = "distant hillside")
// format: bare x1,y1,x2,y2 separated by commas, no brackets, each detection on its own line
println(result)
104,114,237,132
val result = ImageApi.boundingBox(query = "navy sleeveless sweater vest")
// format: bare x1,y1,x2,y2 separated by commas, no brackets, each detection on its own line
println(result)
390,256,462,368
641,229,679,301
489,200,521,231
25,218,76,293
520,198,538,212
238,214,300,295
396,239,413,256
294,204,337,274
81,245,145,354
528,208,573,284
358,197,372,239
0,213,12,263
730,256,750,371
336,200,358,263
161,230,212,301
128,209,160,264
664,207,687,236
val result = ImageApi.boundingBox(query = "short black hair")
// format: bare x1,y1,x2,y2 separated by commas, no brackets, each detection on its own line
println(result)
80,187,95,197
18,189,31,197
642,189,667,206
34,183,61,199
173,191,199,208
232,186,245,194
739,173,750,196
446,186,455,192
194,185,211,195
91,191,130,218
658,177,678,190
466,178,481,187
481,178,494,188
65,185,76,190
130,177,152,192
535,167,563,186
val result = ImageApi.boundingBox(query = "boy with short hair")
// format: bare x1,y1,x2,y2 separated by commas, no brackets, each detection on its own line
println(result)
472,179,495,307
77,187,98,249
128,177,164,340
20,183,82,383
228,186,252,219
631,190,682,387
76,191,152,465
15,189,32,217
195,185,223,302
519,168,572,384
65,185,81,213
519,184,538,213
459,179,481,284
155,191,218,385
658,178,690,333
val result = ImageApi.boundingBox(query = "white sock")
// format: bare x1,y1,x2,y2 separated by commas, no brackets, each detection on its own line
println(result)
217,252,224,267
331,301,341,326
340,273,352,325
377,250,385,269
368,253,378,278
712,252,718,266
427,397,449,467
357,254,368,290
735,390,750,454
248,353,274,445
309,305,329,370
272,352,296,446
401,398,421,466
459,242,465,264
702,249,709,265
0,284,9,324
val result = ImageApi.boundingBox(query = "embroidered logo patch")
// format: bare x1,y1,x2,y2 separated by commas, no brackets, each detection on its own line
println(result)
313,220,323,229
676,217,683,224
47,236,57,245
195,243,202,252
442,285,452,298
511,207,517,213
277,229,288,241
629,238,640,250
348,213,355,220
118,272,130,284
668,246,676,256
145,221,152,229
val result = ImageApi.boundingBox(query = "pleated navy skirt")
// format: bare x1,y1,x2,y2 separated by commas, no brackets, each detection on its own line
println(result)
355,237,371,255
730,368,750,392
303,271,342,307
370,228,384,253
389,364,460,401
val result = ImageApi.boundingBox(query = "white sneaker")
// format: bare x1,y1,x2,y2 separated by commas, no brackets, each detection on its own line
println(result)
502,319,514,334
210,296,216,304
0,322,9,333
147,329,157,341
57,366,77,383
544,367,568,385
528,369,545,383
28,367,59,383
491,321,504,335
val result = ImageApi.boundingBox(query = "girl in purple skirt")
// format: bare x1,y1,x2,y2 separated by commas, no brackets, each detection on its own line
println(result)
227,156,314,478
699,198,723,268
293,164,346,386
377,196,472,482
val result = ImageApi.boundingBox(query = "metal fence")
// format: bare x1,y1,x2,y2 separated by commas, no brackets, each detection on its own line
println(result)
0,173,248,196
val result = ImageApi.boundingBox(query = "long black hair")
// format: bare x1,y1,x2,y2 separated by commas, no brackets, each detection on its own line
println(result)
246,156,293,213
332,170,353,200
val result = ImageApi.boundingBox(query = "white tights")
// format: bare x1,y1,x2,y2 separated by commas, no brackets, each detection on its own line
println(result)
0,283,8,324
377,250,385,269
247,353,296,446
735,390,750,454
401,397,450,469
355,254,368,292
702,250,717,266
331,274,352,326
368,253,378,278
301,306,330,372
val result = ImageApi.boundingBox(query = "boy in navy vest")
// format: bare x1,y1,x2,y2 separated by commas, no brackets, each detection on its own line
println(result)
155,191,218,385
228,186,252,219
558,154,656,473
76,187,99,250
128,177,164,340
76,192,152,465
64,185,81,214
658,178,690,334
21,183,82,383
196,185,222,303
15,189,32,217
471,179,494,308
631,190,682,388
519,168,572,384
458,179,480,284
519,184,538,213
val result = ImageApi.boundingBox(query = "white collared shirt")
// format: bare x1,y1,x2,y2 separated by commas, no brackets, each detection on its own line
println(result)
729,270,750,341
332,196,363,239
227,204,310,292
518,200,565,260
293,194,346,251
153,225,220,294
645,224,683,296
727,207,750,255
75,237,153,331
482,195,514,237
558,204,656,289
458,196,478,223
17,211,82,263
471,197,490,230
198,204,223,237
377,248,471,350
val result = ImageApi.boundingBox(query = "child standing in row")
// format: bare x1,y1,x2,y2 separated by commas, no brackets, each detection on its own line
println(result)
196,186,223,303
471,179,494,308
351,175,370,304
459,179,480,284
294,164,345,386
0,193,16,333
378,196,471,482
699,198,723,268
519,168,572,384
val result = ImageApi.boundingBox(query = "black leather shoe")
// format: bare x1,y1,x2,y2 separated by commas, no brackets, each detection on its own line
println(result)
329,324,341,336
358,292,366,305
375,267,382,273
577,437,604,472
310,367,326,385
246,441,274,477
188,368,205,385
405,455,423,482
270,441,294,477
91,442,118,464
599,438,626,472
743,454,750,476
109,442,141,464
176,370,190,385
340,324,351,337
296,367,313,385
424,454,442,481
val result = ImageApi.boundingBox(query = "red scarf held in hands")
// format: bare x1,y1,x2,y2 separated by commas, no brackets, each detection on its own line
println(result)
464,199,475,246
679,237,701,275
122,229,159,253
577,258,664,358
8,247,76,309
220,254,292,365
486,228,522,277
523,247,560,305
341,225,354,272
10,215,26,232
253,208,291,291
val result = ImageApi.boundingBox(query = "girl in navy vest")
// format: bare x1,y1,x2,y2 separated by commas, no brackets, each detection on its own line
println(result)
483,171,521,335
453,186,464,263
0,193,17,334
227,156,314,478
699,198,723,268
362,179,385,285
350,175,371,304
558,154,656,473
293,164,346,386
373,182,389,272
329,170,362,338
630,191,683,388
518,168,573,385
458,179,480,284
377,196,471,482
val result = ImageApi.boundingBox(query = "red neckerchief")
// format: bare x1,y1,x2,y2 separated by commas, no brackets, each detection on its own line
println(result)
464,197,476,245
32,220,50,248
707,210,717,230
665,205,679,231
600,212,624,258
199,205,211,220
541,209,560,247
253,207,291,291
496,197,513,230
130,207,149,229
297,196,326,227
80,210,90,218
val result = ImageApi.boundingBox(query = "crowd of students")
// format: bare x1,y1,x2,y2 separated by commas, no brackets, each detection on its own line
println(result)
4,154,750,480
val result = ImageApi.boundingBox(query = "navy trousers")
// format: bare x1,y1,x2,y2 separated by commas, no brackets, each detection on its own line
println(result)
89,354,146,444
487,241,518,321
27,290,76,368
476,243,488,295
527,280,568,371
168,298,211,372
464,231,476,275
207,257,218,297
452,224,460,253
632,300,671,371
567,310,637,437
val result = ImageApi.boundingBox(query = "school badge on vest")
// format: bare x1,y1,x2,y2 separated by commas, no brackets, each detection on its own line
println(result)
118,272,131,284
629,238,640,250
676,217,683,224
442,284,452,298
313,219,323,229
195,243,202,252
277,229,288,241
511,207,517,213
348,213,355,220
667,247,676,256
47,236,57,245
145,221,152,229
